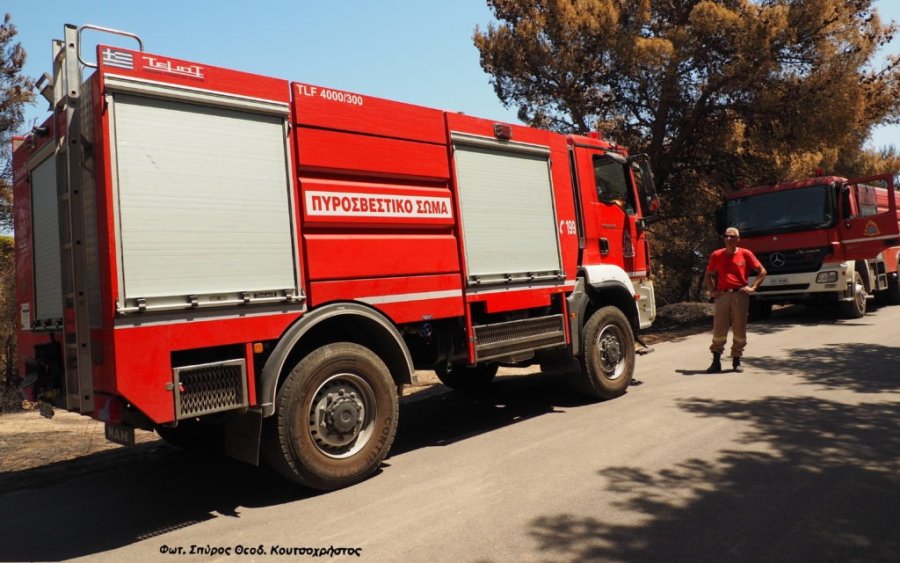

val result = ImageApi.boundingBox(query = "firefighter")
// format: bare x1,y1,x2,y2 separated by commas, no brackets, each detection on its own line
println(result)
704,227,767,373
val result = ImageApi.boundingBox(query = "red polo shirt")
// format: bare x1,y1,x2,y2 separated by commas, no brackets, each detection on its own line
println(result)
707,247,762,290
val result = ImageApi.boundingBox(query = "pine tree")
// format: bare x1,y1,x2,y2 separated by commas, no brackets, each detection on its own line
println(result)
0,13,34,402
1,13,34,231
475,0,900,301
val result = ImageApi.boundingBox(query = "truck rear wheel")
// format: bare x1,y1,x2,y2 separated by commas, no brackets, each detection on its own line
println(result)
263,343,398,490
434,363,498,391
840,271,867,318
580,306,635,399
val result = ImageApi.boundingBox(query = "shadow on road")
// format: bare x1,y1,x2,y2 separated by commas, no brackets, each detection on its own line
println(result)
391,372,594,456
750,342,900,393
736,295,900,393
0,447,315,561
527,394,900,561
0,371,594,561
674,303,894,376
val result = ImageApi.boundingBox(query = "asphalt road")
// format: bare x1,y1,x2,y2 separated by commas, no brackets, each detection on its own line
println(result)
1,304,898,562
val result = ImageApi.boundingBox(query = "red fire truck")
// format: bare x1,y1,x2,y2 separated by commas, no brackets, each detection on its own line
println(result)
721,175,900,319
12,25,659,490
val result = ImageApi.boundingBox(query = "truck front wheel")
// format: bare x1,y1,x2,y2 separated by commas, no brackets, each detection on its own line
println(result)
840,271,867,318
263,343,398,490
580,306,635,399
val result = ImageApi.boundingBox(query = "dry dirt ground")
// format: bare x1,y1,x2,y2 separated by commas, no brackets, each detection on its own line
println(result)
0,303,713,492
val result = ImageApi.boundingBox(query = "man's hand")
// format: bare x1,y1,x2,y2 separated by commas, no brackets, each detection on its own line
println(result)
740,286,756,294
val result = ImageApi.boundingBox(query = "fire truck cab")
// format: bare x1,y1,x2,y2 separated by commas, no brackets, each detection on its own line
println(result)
721,175,900,319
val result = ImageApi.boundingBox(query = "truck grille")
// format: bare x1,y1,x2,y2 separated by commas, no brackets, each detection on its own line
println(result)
174,359,248,419
755,246,831,274
474,314,567,361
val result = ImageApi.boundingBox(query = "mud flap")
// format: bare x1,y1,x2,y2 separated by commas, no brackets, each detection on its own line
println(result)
105,423,135,446
223,409,263,466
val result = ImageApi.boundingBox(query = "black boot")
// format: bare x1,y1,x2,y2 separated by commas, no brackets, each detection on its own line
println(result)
732,357,743,373
706,353,722,373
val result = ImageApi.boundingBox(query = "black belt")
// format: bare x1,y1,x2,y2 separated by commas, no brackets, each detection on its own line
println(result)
722,288,745,292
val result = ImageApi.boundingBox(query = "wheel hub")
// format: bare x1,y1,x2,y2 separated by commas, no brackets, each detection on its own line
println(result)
308,373,375,457
600,334,622,366
854,283,865,309
595,325,625,379
324,391,362,435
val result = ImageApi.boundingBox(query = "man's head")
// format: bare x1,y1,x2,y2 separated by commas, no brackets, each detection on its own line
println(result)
724,227,740,250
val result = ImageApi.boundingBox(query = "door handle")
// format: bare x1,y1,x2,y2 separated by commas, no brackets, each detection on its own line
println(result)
599,238,610,255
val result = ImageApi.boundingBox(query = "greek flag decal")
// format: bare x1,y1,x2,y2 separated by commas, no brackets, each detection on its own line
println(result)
102,48,133,70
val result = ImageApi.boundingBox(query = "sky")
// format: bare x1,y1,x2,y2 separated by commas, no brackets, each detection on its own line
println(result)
7,0,900,149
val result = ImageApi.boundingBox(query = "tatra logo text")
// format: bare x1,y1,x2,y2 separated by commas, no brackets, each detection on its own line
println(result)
306,191,453,219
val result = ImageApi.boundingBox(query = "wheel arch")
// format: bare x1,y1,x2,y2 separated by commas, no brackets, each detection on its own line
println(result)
570,267,641,356
585,282,641,332
854,259,873,292
259,302,414,417
582,265,641,332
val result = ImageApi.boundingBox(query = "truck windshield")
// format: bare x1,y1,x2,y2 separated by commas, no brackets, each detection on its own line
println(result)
725,184,834,236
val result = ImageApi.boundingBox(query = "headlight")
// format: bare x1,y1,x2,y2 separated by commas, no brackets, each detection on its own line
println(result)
816,271,838,283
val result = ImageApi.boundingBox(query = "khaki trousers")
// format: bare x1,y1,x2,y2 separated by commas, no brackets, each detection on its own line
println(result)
709,291,749,357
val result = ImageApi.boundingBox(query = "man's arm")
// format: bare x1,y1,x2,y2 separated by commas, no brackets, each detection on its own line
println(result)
705,268,717,300
744,250,767,293
750,265,767,290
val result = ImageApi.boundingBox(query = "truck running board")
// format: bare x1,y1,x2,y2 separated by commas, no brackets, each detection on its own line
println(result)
473,314,567,362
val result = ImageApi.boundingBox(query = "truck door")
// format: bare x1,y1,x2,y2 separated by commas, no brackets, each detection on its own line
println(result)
573,148,642,274
838,174,899,260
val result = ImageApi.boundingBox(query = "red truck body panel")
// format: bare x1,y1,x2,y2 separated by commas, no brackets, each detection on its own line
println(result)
13,38,656,429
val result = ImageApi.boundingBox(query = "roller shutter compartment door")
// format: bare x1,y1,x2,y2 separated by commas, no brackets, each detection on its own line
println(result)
30,156,63,323
111,94,296,305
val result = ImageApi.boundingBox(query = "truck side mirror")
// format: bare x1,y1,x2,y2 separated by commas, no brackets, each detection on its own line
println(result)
630,154,660,222
840,184,852,224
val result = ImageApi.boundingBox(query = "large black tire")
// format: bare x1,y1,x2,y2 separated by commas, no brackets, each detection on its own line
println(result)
262,343,398,491
580,306,635,399
434,363,498,391
839,271,867,319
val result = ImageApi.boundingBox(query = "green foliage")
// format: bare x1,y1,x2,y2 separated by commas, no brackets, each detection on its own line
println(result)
476,0,900,301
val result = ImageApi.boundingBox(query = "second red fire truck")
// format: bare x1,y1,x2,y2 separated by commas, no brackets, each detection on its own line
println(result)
721,175,900,318
13,25,659,490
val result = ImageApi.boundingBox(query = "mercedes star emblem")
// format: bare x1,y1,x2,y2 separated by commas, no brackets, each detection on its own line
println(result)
770,252,786,268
